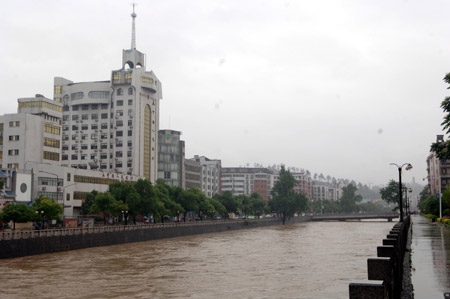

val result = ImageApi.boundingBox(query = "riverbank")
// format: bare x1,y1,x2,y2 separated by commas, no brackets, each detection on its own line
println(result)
0,216,312,259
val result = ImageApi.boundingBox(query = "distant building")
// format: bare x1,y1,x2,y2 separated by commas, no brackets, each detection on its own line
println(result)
191,155,221,197
184,158,201,190
157,129,185,188
312,181,342,202
221,167,273,201
427,135,450,194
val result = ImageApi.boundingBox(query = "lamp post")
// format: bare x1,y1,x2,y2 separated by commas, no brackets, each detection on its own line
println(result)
390,163,413,222
121,210,128,225
35,210,44,229
38,170,61,203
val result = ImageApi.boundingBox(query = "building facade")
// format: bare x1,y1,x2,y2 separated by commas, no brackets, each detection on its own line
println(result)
191,155,221,198
184,159,201,190
427,135,450,195
221,167,273,202
157,130,185,188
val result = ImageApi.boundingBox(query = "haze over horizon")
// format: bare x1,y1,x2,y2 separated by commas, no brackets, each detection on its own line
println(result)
2,0,449,186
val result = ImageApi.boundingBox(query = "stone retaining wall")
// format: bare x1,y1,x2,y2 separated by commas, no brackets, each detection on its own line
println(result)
0,216,311,259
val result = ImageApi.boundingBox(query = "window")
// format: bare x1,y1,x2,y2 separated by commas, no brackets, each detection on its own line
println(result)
125,73,132,80
43,137,60,148
91,133,98,140
91,124,98,130
116,120,123,127
117,88,123,96
128,130,132,136
100,153,108,159
128,99,133,105
9,121,20,127
88,91,110,99
116,151,123,158
62,145,68,151
72,115,79,121
54,85,62,94
92,104,98,110
117,100,123,106
63,105,69,112
8,149,19,156
127,151,132,157
116,110,123,117
81,134,88,140
62,135,68,141
9,135,19,141
82,104,89,110
82,114,89,120
44,124,61,135
141,76,154,84
128,120,133,126
113,72,121,80
116,131,123,137
101,113,108,119
128,109,133,117
101,133,108,139
43,151,59,161
72,144,78,150
81,154,87,160
116,140,123,147
62,154,68,161
72,125,78,131
116,161,123,168
63,115,69,121
81,144,88,150
101,143,108,149
71,93,84,100
7,163,19,169
101,104,108,109
72,105,79,111
127,140,132,147
91,144,98,150
128,87,133,95
81,124,89,130
91,114,98,120
101,123,108,129
71,154,78,160
90,153,97,160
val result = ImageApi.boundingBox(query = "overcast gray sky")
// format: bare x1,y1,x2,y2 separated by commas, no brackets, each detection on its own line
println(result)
1,0,449,186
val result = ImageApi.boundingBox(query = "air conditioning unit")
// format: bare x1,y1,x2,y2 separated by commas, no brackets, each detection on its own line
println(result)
95,119,98,122
129,126,133,129
130,115,133,119
76,120,80,123
41,186,46,191
95,149,98,152
76,130,79,133
95,129,98,132
75,150,79,153
57,187,62,192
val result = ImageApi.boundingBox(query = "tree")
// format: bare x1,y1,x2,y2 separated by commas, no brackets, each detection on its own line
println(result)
269,166,309,224
380,180,404,210
430,73,450,158
33,196,63,221
215,191,241,219
0,203,34,230
80,190,98,215
90,192,123,224
249,192,266,218
339,184,362,213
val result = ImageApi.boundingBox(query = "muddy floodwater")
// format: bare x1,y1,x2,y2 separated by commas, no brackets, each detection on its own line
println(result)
1,220,393,299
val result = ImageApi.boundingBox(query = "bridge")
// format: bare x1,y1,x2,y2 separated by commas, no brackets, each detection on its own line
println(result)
311,213,398,222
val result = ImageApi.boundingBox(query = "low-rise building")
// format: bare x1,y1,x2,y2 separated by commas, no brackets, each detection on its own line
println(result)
221,167,273,201
191,155,221,198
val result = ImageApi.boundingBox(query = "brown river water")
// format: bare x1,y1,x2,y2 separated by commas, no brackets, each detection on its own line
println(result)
0,220,393,299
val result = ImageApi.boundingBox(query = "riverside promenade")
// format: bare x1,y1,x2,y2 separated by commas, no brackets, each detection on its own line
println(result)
410,214,450,298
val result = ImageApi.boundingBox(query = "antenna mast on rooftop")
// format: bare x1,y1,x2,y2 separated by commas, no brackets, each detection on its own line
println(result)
131,3,137,49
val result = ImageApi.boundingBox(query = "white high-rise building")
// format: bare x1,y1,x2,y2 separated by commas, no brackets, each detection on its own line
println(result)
56,8,162,181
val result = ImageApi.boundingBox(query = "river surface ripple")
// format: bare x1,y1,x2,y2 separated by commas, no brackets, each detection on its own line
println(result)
0,220,393,299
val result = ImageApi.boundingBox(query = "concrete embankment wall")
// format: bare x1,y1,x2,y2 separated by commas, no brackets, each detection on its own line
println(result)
0,216,311,259
349,216,410,299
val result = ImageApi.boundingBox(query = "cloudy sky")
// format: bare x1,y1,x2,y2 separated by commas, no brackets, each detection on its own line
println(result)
1,0,449,186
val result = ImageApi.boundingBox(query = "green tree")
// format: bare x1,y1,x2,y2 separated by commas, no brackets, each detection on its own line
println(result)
214,191,241,219
249,192,266,218
418,195,440,216
90,192,123,224
209,197,227,218
269,166,309,224
80,190,98,215
339,184,362,213
379,180,407,212
33,196,63,221
0,203,35,230
430,73,450,158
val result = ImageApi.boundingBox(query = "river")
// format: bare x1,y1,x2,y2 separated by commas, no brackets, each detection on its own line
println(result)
1,220,393,299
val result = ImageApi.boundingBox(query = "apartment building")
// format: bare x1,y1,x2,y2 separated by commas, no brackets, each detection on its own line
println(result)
157,130,185,188
427,135,450,195
221,167,273,202
191,155,221,198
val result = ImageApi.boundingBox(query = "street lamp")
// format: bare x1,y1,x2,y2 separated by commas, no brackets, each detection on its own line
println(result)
121,210,128,225
38,170,61,203
35,210,44,229
390,163,413,222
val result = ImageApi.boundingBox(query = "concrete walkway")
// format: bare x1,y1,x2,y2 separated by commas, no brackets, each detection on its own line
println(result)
410,214,450,298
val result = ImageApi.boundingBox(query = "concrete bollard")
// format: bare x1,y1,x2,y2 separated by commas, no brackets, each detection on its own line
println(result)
377,245,395,258
368,257,394,298
349,280,388,299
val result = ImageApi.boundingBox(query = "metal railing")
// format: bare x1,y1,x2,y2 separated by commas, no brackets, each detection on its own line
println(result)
0,217,279,241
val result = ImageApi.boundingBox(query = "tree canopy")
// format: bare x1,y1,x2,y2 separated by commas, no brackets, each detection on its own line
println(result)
269,166,309,224
0,203,35,230
339,184,362,213
430,73,450,158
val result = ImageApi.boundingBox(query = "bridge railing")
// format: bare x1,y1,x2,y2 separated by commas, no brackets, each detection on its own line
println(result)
0,217,280,241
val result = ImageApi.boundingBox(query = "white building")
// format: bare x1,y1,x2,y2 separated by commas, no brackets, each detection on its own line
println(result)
191,155,221,198
0,9,156,217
